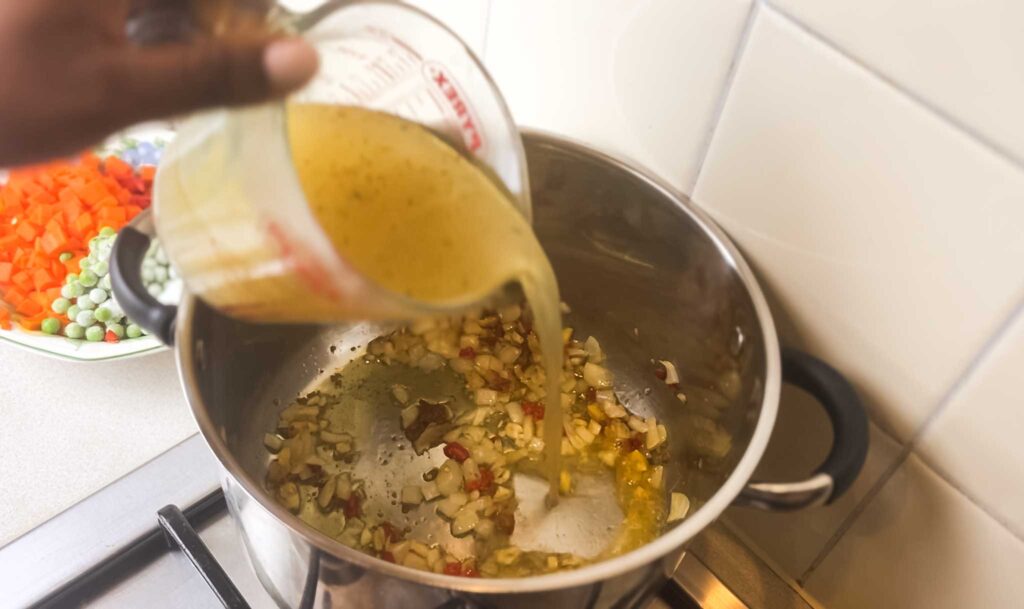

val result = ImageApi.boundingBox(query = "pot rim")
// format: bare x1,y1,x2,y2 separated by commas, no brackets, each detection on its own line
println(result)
175,129,781,593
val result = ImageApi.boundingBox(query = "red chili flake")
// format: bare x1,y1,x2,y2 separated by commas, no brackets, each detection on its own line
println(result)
667,382,680,390
585,386,597,402
494,510,515,535
104,330,119,343
343,494,362,518
654,364,667,381
619,436,643,454
465,467,495,494
380,522,402,543
380,551,395,563
443,562,463,576
443,442,470,463
522,401,545,420
458,347,476,359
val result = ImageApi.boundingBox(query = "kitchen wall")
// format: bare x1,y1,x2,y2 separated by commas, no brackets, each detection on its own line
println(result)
411,1,1024,607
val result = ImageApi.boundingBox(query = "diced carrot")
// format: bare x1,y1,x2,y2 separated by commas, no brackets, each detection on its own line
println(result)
104,156,134,178
15,297,42,316
28,191,57,207
31,268,56,291
18,311,47,331
67,255,84,274
72,212,94,236
15,222,38,242
1,150,155,327
81,152,101,170
97,207,127,227
74,179,109,205
94,194,119,209
40,232,63,256
0,307,11,330
11,270,33,292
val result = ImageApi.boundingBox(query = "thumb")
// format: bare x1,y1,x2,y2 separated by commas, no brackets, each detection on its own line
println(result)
110,36,319,121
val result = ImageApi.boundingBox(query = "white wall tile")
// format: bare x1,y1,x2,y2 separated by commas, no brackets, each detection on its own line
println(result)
915,306,1024,538
805,455,1024,609
724,384,902,579
772,0,1024,165
692,8,1024,441
404,0,491,54
485,0,753,193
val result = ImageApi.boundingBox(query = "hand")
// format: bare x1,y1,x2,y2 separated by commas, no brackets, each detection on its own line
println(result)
0,0,319,167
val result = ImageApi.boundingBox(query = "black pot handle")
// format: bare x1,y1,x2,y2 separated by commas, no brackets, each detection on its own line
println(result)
734,347,869,511
110,214,178,346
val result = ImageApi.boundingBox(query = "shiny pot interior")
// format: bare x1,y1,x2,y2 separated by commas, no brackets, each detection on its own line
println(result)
178,132,779,592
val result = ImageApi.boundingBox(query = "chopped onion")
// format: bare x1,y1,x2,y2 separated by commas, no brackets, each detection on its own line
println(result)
436,492,468,519
421,481,440,502
506,401,524,423
263,433,284,453
436,460,464,497
583,362,614,388
658,360,680,385
451,505,480,537
475,388,498,406
667,492,690,522
402,485,424,506
583,336,604,363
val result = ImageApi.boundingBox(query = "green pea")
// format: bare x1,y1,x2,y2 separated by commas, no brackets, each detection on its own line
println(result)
61,283,81,299
41,318,61,335
59,252,73,263
64,323,85,339
85,325,104,342
75,310,96,327
94,307,113,323
66,305,81,320
106,323,125,339
99,226,116,238
79,271,98,287
92,261,109,277
126,324,143,339
79,258,93,271
65,273,78,284
51,298,71,314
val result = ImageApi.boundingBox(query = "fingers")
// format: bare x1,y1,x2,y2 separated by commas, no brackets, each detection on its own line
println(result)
107,35,319,122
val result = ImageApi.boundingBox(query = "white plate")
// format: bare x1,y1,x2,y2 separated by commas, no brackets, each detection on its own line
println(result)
0,124,180,362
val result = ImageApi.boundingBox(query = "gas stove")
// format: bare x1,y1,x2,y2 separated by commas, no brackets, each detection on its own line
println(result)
0,435,804,609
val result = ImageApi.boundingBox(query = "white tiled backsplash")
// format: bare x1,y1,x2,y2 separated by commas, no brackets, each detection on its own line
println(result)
411,1,1024,607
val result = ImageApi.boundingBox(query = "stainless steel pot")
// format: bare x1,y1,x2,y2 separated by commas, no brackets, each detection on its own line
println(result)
112,132,868,609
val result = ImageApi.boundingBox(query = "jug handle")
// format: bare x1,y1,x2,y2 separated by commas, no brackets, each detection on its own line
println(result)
732,348,869,511
110,218,179,346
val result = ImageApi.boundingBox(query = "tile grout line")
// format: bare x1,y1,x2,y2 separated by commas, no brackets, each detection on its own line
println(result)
762,0,1024,173
686,0,760,196
800,295,1024,583
798,444,912,584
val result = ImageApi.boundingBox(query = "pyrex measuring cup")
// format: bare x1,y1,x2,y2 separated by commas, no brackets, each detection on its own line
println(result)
116,0,529,332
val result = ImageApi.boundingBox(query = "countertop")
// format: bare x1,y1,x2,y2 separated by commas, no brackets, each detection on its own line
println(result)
0,342,197,547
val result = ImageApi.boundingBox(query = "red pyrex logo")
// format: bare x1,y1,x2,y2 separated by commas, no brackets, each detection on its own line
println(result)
424,62,484,154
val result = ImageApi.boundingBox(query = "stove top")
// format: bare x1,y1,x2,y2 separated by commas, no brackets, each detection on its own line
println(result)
0,435,797,609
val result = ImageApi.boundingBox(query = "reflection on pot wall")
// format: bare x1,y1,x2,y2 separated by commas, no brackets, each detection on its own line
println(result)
404,0,1024,607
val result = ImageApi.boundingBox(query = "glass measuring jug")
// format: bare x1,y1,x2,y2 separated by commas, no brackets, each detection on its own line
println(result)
152,0,530,323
